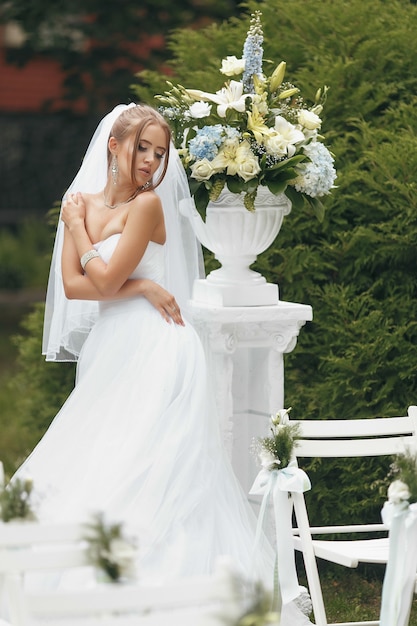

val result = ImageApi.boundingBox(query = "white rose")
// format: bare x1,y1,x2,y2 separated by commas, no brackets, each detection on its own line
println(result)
388,479,410,504
298,109,322,131
220,56,245,76
237,157,261,182
265,134,287,158
188,101,212,119
234,144,260,182
190,158,216,181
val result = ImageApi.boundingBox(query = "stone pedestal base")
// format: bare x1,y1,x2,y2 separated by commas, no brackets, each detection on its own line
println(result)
192,278,279,307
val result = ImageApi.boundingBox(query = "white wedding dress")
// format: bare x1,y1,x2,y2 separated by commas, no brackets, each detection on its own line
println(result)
3,234,312,625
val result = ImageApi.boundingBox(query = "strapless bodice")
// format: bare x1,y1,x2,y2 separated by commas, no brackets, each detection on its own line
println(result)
94,233,165,284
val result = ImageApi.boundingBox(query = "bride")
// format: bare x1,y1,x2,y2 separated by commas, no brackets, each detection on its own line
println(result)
2,103,312,624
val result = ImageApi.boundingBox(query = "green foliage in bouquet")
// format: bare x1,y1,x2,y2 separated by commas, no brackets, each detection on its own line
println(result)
252,408,301,471
84,512,138,583
0,468,36,523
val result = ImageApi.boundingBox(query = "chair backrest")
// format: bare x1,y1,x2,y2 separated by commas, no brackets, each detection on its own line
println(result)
18,558,241,626
0,521,87,574
0,521,88,626
291,405,417,459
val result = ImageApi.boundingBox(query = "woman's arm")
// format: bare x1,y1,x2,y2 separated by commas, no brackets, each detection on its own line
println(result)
61,195,184,325
62,191,163,297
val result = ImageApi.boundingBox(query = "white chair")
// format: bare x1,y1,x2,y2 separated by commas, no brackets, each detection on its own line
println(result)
0,521,241,626
0,521,88,625
289,405,417,626
13,558,241,626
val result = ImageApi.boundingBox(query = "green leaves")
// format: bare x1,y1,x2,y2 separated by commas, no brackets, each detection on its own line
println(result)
0,477,37,523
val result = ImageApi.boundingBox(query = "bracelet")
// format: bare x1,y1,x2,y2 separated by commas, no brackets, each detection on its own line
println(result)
80,249,100,271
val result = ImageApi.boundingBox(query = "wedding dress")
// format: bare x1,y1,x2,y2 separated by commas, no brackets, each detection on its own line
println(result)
1,105,312,625
3,234,312,625
17,234,267,581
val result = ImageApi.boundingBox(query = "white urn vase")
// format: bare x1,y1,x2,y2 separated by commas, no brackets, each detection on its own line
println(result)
185,186,292,306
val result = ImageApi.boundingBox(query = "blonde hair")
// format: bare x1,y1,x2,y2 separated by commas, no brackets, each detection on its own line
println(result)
108,104,171,189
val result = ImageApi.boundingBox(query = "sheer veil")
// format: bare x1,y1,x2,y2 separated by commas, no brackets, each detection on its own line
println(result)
42,103,204,362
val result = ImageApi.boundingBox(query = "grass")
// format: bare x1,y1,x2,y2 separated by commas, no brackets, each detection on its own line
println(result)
300,562,417,625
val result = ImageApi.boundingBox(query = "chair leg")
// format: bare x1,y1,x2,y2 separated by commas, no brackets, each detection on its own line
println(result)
5,573,27,626
292,493,328,626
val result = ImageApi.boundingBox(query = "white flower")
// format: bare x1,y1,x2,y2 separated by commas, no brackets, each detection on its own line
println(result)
235,147,261,181
193,81,250,118
220,55,245,76
298,109,322,130
259,448,280,469
103,537,137,579
188,101,212,119
273,116,305,157
388,480,411,504
0,461,4,489
252,93,268,116
190,158,216,181
109,537,136,561
271,408,291,427
185,88,207,101
237,158,261,182
264,133,289,158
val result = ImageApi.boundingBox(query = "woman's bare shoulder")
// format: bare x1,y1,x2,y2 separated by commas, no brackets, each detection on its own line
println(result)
130,190,163,215
82,191,101,205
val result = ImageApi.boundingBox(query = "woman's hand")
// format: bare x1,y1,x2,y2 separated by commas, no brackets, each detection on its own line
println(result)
141,280,184,326
61,192,86,230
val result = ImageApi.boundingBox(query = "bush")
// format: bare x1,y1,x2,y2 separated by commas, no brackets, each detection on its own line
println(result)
3,304,76,472
0,220,51,290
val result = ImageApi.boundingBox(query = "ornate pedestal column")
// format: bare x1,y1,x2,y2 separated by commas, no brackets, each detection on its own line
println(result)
187,300,312,497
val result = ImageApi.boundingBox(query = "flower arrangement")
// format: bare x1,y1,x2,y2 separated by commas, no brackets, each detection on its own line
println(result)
249,410,310,611
252,408,301,471
385,450,417,505
84,512,138,583
156,11,336,217
0,462,37,522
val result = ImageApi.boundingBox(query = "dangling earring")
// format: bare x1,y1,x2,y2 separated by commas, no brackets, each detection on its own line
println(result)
111,155,119,186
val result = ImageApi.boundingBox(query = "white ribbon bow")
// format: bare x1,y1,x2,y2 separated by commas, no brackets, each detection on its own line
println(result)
249,461,311,605
380,500,417,626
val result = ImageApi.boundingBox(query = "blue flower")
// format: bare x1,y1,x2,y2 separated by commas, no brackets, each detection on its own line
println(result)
188,125,241,161
188,125,224,161
294,142,337,198
242,11,264,93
